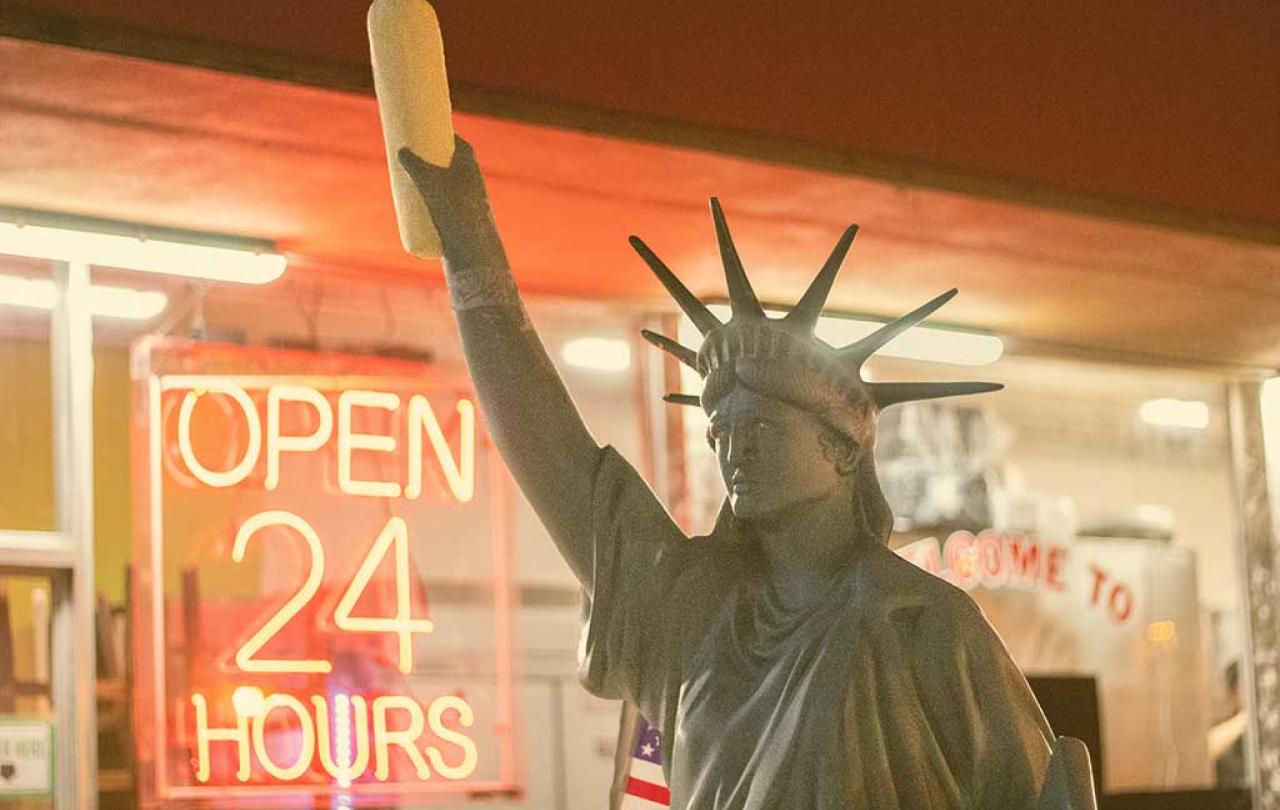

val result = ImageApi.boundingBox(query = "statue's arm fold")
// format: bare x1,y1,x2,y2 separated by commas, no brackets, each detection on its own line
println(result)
1037,736,1098,810
399,139,601,587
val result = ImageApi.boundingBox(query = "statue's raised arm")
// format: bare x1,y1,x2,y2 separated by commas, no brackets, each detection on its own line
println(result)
398,140,618,586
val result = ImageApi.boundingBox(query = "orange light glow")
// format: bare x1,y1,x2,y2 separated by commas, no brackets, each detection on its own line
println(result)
178,385,262,487
231,511,332,674
266,385,334,490
133,340,517,804
1146,620,1178,648
338,390,404,498
406,395,475,502
232,686,267,717
190,690,476,786
425,695,479,780
372,695,432,781
191,693,252,783
333,516,434,674
313,694,370,787
251,694,316,781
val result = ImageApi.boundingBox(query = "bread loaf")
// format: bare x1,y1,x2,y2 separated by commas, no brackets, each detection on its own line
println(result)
369,0,455,259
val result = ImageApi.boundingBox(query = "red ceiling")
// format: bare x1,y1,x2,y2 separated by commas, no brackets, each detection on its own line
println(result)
2,38,1279,370
4,0,1277,236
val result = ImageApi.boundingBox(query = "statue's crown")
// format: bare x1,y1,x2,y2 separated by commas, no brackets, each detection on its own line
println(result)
635,198,1001,415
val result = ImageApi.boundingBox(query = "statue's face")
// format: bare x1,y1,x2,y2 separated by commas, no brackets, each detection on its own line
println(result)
708,385,846,522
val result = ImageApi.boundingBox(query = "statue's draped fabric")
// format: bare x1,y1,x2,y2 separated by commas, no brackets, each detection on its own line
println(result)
578,447,1053,810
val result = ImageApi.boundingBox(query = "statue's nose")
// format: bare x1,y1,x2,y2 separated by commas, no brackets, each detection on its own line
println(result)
726,428,756,465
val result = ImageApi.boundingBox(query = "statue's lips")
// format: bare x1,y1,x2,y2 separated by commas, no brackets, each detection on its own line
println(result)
730,475,758,493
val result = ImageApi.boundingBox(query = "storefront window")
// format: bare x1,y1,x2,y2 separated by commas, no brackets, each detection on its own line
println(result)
3,253,1261,805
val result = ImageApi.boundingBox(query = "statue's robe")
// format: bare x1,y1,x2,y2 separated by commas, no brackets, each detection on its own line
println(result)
578,447,1053,809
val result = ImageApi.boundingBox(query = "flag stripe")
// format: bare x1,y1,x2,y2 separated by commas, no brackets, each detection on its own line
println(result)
626,776,671,804
630,759,665,784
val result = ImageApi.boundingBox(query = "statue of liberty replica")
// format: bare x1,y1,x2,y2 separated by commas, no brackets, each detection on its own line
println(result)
395,136,1096,808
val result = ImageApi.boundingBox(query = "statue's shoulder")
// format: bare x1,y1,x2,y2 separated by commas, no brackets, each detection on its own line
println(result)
661,527,749,590
850,547,994,644
852,545,974,605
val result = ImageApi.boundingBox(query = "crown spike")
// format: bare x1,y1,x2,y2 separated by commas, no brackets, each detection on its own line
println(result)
838,288,958,365
709,198,765,320
640,329,699,370
784,224,858,333
868,380,1003,409
663,393,703,407
630,235,722,335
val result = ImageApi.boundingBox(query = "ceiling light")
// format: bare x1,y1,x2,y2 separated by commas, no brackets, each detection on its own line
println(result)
702,304,1004,366
561,337,632,372
0,219,285,284
0,275,168,321
1139,398,1209,430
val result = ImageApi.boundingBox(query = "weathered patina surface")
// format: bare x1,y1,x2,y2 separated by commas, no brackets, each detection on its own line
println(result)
397,137,1093,809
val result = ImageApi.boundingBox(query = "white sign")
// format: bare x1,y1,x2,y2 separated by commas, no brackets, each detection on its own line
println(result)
0,720,52,795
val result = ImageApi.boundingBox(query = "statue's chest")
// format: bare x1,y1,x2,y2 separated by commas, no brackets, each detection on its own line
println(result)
675,591,854,755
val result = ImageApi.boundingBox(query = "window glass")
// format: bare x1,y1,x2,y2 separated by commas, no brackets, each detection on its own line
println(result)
0,257,55,533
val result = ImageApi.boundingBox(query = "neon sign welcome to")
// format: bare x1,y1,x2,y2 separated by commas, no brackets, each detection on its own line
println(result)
897,530,1136,626
130,339,518,806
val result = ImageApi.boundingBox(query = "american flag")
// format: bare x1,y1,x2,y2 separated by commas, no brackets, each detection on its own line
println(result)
621,717,670,808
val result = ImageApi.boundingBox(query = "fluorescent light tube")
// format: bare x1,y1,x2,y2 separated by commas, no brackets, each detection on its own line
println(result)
0,275,168,321
703,304,1004,367
0,220,285,284
1139,398,1209,430
561,336,633,372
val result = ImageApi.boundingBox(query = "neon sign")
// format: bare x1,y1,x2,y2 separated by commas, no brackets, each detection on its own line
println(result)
131,339,517,806
896,530,1067,593
897,529,1136,626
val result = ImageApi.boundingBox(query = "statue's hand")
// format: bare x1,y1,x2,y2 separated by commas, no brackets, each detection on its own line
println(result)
398,137,508,272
